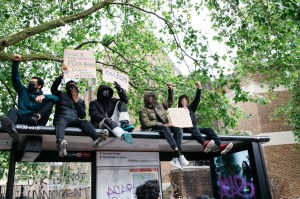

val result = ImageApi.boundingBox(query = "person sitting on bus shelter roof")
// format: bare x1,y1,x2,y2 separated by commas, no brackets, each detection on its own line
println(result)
51,65,109,157
89,82,135,145
178,81,233,155
1,54,59,142
139,84,189,169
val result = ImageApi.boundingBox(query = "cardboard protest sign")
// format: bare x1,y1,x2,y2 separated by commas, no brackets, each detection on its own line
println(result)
168,108,193,128
63,50,96,78
103,68,129,91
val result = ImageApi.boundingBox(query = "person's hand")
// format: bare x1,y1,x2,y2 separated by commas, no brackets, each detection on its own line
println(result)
114,81,122,92
70,88,79,103
163,123,172,127
35,95,45,103
61,64,68,77
167,83,173,90
13,54,22,62
195,81,202,90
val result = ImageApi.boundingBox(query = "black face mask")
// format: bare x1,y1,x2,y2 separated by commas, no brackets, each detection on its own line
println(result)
102,90,110,98
27,82,36,91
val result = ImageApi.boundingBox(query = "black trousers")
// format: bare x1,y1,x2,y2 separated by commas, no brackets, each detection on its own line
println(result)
152,126,183,151
99,118,118,131
54,118,99,143
183,126,221,146
7,100,54,125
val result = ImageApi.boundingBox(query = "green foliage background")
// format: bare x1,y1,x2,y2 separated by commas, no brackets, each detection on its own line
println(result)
0,0,299,181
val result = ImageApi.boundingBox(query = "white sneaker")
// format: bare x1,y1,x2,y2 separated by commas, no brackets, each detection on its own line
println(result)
58,140,68,157
93,129,109,148
179,155,189,167
171,158,182,169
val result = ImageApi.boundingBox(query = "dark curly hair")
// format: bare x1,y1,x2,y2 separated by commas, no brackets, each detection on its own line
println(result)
135,179,160,199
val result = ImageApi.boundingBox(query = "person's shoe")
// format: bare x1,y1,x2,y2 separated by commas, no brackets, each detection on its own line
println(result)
171,157,182,169
121,132,135,145
58,140,68,157
120,121,134,132
28,113,39,126
220,142,233,155
93,129,109,148
202,140,215,153
178,154,189,167
1,116,19,142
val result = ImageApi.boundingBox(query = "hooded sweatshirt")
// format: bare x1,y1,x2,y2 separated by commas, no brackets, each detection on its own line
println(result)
89,84,128,127
178,89,201,126
12,61,59,115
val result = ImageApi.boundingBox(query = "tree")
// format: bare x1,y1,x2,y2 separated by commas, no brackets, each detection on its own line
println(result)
201,0,300,142
0,0,247,131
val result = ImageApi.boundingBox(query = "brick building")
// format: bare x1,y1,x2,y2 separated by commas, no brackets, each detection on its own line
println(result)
231,74,300,199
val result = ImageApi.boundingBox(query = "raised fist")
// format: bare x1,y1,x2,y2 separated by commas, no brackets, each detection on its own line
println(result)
195,81,202,90
13,54,21,61
114,81,122,92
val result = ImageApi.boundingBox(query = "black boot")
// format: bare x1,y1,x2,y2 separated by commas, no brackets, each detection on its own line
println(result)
1,116,19,142
28,113,39,126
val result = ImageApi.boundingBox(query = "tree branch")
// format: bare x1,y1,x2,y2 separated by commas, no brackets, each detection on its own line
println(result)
0,0,115,50
74,41,98,50
0,52,62,62
107,2,200,65
0,79,17,107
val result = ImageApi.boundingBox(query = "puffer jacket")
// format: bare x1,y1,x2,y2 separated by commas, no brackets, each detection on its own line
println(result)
89,84,128,128
139,88,173,131
51,76,86,123
12,61,59,115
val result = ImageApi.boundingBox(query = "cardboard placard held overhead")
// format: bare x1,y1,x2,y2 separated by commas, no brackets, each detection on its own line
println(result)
168,108,193,128
63,50,96,78
103,68,129,91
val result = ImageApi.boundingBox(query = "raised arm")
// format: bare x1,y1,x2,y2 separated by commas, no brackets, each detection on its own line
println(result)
190,81,202,112
11,54,25,93
114,81,128,104
51,75,62,96
163,84,174,109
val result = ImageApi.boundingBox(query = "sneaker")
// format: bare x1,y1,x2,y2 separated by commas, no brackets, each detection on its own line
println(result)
28,113,39,126
93,129,109,148
171,157,182,169
202,140,215,153
1,116,19,142
120,121,134,132
220,142,233,155
178,154,189,167
58,140,68,157
121,132,135,145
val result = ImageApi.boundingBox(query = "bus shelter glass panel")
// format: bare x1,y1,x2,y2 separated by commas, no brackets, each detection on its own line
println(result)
13,162,91,199
0,151,10,198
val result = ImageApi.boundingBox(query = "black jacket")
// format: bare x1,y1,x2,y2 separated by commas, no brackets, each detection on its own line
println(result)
51,76,86,123
178,89,201,125
89,84,128,128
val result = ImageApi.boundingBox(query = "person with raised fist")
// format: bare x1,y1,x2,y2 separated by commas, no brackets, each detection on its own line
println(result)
178,81,233,155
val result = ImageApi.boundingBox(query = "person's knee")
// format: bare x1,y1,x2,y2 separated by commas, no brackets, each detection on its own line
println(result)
8,108,18,114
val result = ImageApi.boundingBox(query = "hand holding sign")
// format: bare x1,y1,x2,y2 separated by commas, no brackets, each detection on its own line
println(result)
103,68,129,91
63,50,96,78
